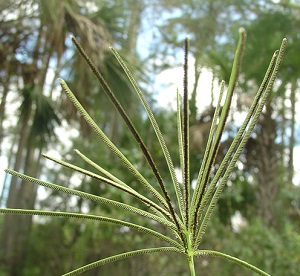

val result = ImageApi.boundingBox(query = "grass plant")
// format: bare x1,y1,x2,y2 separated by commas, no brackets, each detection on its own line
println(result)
0,28,287,275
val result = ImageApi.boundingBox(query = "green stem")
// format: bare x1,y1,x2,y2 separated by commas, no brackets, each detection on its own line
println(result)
186,232,196,276
188,255,195,276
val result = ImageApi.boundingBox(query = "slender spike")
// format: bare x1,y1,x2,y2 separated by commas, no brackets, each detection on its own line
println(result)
194,50,280,234
59,79,169,210
63,247,183,276
74,149,133,190
182,38,190,227
177,90,184,174
109,46,186,241
110,47,183,201
191,28,246,236
195,38,287,247
74,149,174,224
189,81,225,231
190,80,225,206
4,169,177,231
42,153,173,221
0,208,182,249
176,90,185,220
70,37,184,238
194,250,271,276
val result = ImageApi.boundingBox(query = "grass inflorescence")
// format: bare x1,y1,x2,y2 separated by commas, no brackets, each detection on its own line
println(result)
0,28,287,275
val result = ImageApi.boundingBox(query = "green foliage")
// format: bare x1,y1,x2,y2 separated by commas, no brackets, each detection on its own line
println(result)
0,28,288,276
223,219,300,275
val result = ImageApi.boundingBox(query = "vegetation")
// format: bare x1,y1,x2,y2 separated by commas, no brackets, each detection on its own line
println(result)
0,27,287,275
0,1,299,275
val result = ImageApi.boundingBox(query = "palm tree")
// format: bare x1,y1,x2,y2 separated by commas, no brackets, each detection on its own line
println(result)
0,0,144,274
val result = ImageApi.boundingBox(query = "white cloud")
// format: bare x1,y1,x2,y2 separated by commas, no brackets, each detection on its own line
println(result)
154,56,221,112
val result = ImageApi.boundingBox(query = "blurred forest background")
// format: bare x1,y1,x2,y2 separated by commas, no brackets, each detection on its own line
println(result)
0,0,299,275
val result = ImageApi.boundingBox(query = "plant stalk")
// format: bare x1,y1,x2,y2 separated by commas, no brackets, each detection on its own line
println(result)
186,232,196,276
188,255,195,276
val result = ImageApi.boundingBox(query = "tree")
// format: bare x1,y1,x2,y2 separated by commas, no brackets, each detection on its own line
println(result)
0,0,139,274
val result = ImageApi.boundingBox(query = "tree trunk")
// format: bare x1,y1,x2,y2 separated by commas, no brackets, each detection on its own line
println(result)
288,80,296,183
0,93,33,274
255,104,279,227
189,57,202,125
8,145,41,275
0,74,11,155
124,0,144,56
